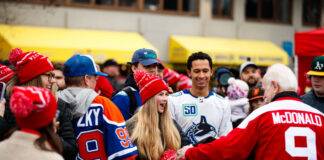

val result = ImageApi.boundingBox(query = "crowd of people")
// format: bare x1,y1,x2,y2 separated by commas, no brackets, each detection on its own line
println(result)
0,47,323,160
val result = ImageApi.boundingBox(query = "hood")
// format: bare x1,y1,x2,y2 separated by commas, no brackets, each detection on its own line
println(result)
57,87,98,117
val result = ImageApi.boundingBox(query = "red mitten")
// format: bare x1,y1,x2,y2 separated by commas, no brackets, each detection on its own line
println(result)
160,149,177,160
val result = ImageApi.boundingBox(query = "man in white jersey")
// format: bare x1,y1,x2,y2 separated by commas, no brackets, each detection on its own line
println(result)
178,64,324,160
168,52,232,145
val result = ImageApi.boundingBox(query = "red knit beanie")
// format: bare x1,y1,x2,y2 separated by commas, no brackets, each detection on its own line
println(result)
163,68,180,86
9,48,54,84
134,70,171,104
10,86,57,129
176,74,192,91
0,64,14,83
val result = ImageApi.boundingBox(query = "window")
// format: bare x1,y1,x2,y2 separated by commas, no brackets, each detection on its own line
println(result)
9,0,199,16
70,0,138,8
303,0,321,26
8,0,63,5
68,0,199,16
245,0,292,24
118,0,137,7
212,0,233,18
144,0,159,11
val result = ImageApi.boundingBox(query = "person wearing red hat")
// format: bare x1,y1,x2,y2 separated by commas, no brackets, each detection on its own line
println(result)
163,68,181,91
0,48,78,160
126,70,181,160
0,86,63,160
9,48,56,90
176,74,192,91
95,75,115,99
1,48,56,137
0,64,15,84
0,64,15,120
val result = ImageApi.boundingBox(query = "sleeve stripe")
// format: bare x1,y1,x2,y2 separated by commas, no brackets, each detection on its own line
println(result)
108,146,138,160
103,115,126,126
238,100,324,129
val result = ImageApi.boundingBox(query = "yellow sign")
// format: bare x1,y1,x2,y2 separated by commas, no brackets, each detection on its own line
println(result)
169,35,289,66
0,24,157,63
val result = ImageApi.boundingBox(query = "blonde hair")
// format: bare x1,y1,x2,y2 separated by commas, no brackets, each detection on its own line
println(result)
130,96,180,160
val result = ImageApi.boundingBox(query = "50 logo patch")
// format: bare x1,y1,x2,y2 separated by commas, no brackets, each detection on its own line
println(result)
183,104,198,116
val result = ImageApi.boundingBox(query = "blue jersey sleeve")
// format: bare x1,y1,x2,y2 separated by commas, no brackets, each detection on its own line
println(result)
112,90,142,121
101,116,137,160
112,91,131,120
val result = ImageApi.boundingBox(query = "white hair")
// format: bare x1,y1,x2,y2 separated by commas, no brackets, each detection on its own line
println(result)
263,64,297,92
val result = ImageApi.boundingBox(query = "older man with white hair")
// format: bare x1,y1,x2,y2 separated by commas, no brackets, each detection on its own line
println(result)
177,64,324,160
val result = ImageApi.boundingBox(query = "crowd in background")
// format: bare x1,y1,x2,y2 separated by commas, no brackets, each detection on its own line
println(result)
0,48,323,160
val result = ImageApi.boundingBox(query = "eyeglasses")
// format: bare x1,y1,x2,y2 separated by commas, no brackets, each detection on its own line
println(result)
42,73,55,81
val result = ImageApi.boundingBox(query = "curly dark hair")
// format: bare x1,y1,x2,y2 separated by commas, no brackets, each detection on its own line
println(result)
186,52,212,70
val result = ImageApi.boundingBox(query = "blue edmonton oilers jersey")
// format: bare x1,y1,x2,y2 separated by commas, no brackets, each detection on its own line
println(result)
73,99,137,160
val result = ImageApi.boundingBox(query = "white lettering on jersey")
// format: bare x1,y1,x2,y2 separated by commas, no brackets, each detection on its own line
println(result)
77,108,100,127
272,112,322,127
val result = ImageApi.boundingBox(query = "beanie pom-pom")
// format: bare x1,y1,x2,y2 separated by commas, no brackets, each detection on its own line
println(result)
9,48,24,66
227,77,235,85
10,92,34,118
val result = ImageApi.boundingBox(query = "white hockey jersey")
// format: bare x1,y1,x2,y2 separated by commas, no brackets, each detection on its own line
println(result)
168,89,232,144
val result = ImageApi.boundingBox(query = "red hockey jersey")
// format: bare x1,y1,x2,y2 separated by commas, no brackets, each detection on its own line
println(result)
185,97,324,160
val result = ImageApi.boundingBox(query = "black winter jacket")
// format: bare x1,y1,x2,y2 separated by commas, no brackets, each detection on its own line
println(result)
57,99,78,160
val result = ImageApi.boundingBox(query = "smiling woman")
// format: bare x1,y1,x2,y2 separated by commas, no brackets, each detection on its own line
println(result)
126,70,184,160
0,48,79,160
8,48,56,91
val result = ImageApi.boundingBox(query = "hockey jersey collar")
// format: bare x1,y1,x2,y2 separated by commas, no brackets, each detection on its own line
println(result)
271,91,301,102
183,89,214,98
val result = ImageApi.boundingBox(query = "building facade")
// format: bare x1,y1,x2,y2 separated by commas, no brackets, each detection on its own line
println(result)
0,0,323,62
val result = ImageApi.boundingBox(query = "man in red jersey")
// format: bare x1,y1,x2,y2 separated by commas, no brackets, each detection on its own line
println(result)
178,63,324,160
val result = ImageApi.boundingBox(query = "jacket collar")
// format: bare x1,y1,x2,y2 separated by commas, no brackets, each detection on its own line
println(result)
271,91,301,102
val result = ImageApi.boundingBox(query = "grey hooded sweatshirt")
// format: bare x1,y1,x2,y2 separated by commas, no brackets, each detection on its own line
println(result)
57,87,98,117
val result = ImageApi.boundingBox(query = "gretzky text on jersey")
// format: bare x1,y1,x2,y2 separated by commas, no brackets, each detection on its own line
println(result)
73,102,137,160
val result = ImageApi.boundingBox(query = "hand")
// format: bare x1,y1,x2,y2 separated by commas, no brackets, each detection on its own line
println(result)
177,145,193,160
0,99,6,118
